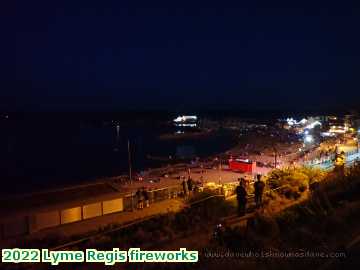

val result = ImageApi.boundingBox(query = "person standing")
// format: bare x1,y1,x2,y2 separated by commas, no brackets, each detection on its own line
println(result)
142,187,150,208
254,174,265,208
236,179,247,216
187,176,193,194
182,177,188,197
136,188,144,209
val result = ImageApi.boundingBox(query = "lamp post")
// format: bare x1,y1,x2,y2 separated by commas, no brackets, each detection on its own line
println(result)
127,139,134,211
272,146,278,168
128,139,132,182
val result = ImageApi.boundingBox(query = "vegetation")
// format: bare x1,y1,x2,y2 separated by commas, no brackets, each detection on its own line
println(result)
267,167,326,189
266,166,326,200
208,164,360,269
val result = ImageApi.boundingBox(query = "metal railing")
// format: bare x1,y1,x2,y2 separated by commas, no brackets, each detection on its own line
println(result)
122,185,183,211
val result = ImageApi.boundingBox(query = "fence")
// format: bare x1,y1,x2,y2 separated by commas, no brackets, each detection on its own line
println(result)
305,149,360,170
123,185,183,211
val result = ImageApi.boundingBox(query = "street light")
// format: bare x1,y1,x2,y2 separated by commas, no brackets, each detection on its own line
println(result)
128,139,134,211
272,145,278,168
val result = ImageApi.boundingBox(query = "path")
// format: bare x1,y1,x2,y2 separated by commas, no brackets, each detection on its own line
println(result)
13,199,185,247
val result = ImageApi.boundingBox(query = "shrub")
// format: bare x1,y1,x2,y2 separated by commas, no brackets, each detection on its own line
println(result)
301,167,326,184
283,186,293,199
266,190,278,200
267,168,309,190
286,171,309,187
279,185,300,200
267,169,289,189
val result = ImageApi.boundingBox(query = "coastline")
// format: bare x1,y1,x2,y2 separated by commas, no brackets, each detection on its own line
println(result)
1,129,239,197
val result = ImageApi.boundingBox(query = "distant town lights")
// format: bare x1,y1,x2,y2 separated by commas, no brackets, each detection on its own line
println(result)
321,132,335,137
304,121,321,130
299,118,307,125
329,126,346,134
173,115,197,123
286,118,297,126
286,117,310,127
305,135,314,143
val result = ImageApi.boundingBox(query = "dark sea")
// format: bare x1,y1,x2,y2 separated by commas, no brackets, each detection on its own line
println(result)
0,113,238,195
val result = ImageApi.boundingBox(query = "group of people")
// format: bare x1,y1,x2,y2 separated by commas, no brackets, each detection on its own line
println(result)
135,187,150,209
182,176,195,197
135,173,265,213
236,174,265,216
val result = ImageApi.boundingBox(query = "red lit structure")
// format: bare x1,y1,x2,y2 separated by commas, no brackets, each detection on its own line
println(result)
229,158,256,173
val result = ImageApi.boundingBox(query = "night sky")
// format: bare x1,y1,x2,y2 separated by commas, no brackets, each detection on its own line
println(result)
3,0,360,111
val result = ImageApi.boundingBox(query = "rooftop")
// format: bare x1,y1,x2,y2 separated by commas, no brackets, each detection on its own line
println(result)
0,182,120,219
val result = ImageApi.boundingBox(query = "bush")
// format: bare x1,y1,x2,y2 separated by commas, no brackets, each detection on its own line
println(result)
267,168,308,188
266,190,278,200
301,167,326,184
287,171,309,187
279,185,300,200
267,169,289,189
283,186,293,199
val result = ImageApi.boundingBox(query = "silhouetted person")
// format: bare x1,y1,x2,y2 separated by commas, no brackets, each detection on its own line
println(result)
236,180,247,216
254,174,265,208
182,178,188,197
142,187,149,208
136,188,143,209
187,177,193,193
239,177,249,188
